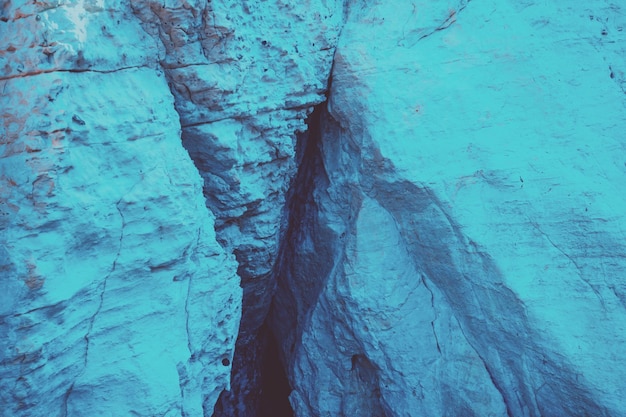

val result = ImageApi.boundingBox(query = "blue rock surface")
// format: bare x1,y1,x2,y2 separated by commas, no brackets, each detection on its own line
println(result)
2,0,626,416
273,1,626,416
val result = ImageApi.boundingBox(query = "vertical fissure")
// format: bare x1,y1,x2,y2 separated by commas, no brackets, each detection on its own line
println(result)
258,323,294,417
262,102,330,416
210,102,328,417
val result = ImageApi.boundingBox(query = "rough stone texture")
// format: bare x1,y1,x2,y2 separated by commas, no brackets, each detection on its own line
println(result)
4,0,626,416
1,2,241,416
130,1,345,414
272,0,626,416
1,0,345,416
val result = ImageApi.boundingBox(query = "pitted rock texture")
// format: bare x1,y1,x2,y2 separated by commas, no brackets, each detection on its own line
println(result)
4,0,626,416
130,1,345,414
271,0,626,416
2,0,345,416
1,2,241,416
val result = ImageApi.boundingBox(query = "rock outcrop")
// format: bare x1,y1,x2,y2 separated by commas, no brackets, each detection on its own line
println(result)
130,1,344,414
1,2,241,416
271,0,626,416
3,0,626,416
1,0,343,415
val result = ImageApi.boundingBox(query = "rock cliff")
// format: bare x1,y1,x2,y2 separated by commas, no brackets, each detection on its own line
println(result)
2,0,626,416
272,1,626,416
0,2,243,416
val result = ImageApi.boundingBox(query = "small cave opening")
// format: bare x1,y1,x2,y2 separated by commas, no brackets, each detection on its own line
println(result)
258,323,294,417
211,321,295,417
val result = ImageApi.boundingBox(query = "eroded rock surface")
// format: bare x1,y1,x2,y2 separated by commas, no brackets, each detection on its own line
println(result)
1,2,240,416
130,1,345,414
272,1,626,416
3,0,626,416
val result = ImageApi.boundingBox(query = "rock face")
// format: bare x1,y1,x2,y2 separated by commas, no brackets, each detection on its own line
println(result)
0,2,241,416
1,0,343,416
3,0,626,416
130,0,344,414
271,0,626,416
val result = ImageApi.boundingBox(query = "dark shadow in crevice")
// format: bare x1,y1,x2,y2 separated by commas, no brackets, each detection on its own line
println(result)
268,101,336,360
255,104,331,417
211,323,294,417
212,104,328,417
258,323,294,417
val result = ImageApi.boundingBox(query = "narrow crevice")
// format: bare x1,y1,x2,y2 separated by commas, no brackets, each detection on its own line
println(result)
261,102,331,416
424,0,472,39
400,0,473,47
211,330,264,417
258,323,294,417
128,6,343,414
420,275,442,355
212,103,327,417
211,322,295,417
61,383,73,417
83,199,124,362
267,101,333,359
179,103,317,128
0,65,146,81
183,229,201,355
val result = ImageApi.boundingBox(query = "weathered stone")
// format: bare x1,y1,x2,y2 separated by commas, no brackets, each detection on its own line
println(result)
1,2,241,416
3,0,626,416
272,1,626,416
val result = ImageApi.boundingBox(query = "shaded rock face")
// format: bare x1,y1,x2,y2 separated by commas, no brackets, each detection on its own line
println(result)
1,0,342,416
3,0,626,417
129,1,345,414
270,0,626,416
